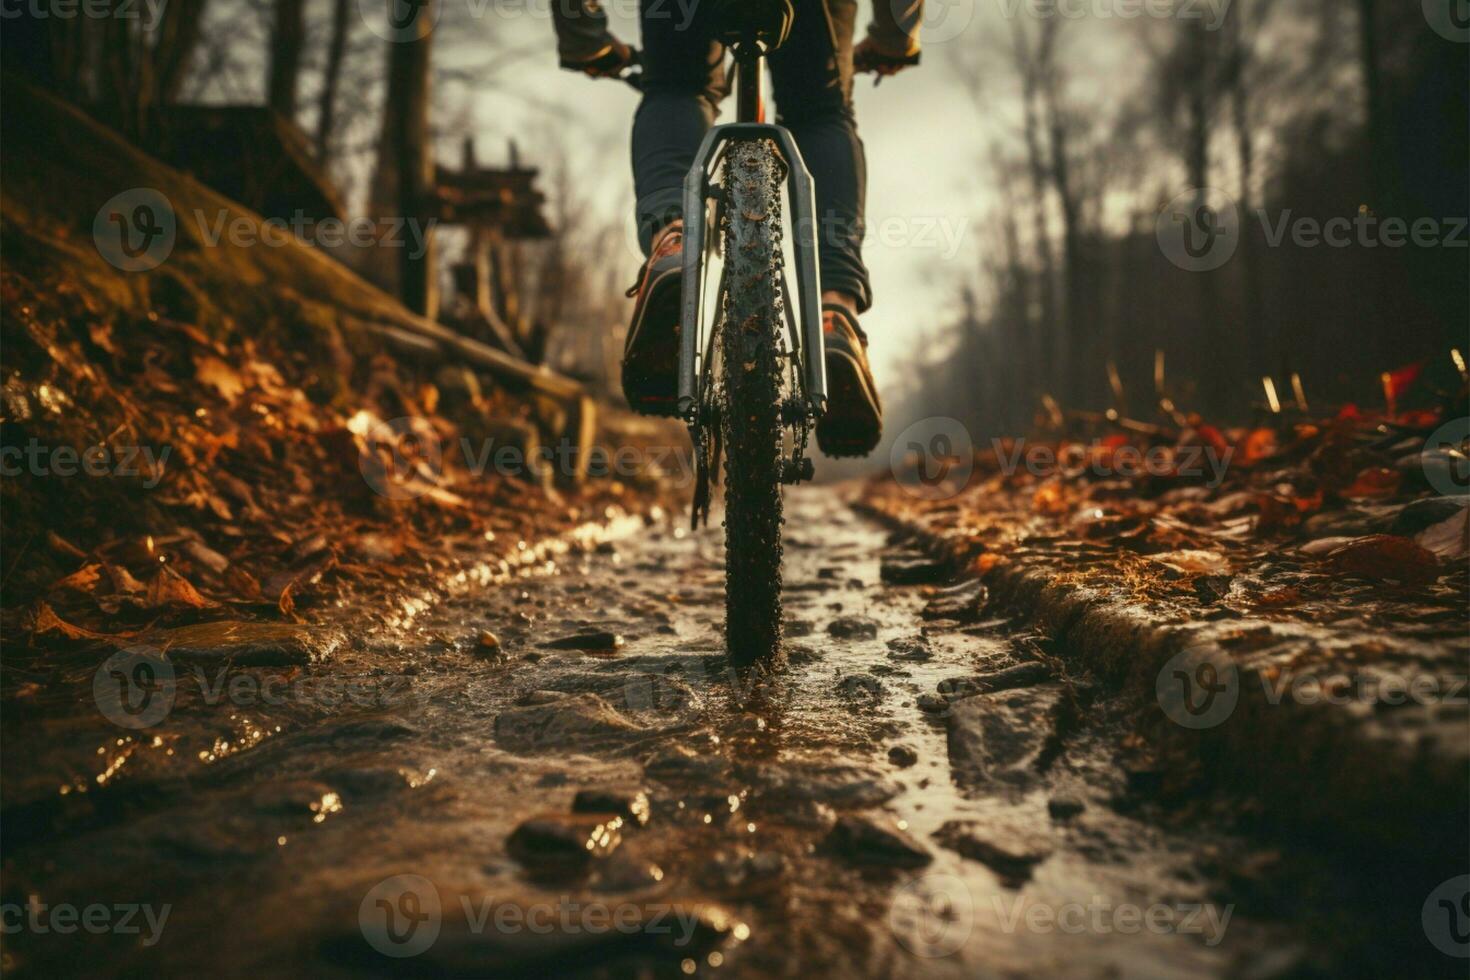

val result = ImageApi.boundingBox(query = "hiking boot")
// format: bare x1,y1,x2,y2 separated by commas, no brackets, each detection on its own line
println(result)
621,220,683,416
816,304,883,458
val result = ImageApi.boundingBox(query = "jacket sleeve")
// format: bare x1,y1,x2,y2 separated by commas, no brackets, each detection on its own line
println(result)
550,0,617,64
867,0,922,55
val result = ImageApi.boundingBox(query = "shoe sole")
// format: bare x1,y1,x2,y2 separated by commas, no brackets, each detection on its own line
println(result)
622,266,681,417
816,347,883,458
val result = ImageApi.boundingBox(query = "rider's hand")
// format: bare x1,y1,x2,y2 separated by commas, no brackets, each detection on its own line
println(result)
560,38,636,79
854,37,920,79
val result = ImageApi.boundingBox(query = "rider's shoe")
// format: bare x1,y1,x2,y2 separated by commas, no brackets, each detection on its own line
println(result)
816,304,883,458
622,219,684,417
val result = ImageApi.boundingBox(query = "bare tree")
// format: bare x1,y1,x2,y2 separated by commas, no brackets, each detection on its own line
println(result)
316,0,353,162
267,0,307,119
373,0,439,316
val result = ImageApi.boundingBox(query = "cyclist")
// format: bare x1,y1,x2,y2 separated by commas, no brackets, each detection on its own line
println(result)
550,0,921,458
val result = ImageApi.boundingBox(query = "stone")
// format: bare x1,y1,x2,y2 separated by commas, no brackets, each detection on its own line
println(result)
887,636,934,662
836,672,885,702
946,685,1063,785
1048,796,1086,820
540,631,625,652
144,620,342,665
643,745,727,783
888,744,919,768
506,812,623,869
880,554,953,585
921,579,989,620
827,616,879,639
825,813,932,867
572,788,651,827
933,820,1051,886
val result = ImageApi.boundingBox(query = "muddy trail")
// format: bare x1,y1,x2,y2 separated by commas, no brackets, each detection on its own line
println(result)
0,489,1436,978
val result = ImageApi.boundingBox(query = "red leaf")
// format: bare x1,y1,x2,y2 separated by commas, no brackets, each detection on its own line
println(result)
1321,535,1440,585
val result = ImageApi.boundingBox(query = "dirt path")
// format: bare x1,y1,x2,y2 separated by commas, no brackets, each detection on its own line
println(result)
1,489,1425,977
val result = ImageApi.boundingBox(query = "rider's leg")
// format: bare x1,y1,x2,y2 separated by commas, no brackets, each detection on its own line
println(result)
631,3,727,253
767,0,872,313
622,3,728,414
769,0,882,456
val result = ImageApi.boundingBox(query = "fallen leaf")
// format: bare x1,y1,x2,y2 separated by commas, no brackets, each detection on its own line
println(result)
146,567,213,609
1322,535,1440,586
193,354,247,404
1151,549,1232,576
1340,467,1401,500
50,563,103,594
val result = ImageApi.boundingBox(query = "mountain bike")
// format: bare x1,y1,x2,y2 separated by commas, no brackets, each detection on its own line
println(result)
620,1,828,665
606,2,916,663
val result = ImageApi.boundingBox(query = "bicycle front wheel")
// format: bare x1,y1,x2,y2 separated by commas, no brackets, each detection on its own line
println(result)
718,138,785,665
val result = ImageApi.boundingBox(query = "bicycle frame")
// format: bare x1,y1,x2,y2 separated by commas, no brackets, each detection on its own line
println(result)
674,41,828,424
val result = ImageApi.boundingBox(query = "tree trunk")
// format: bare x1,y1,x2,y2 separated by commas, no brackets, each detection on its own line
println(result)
316,0,352,162
268,0,307,120
379,0,438,318
1355,0,1384,205
154,0,209,106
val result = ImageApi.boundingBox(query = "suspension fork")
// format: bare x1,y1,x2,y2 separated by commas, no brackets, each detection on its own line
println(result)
675,43,828,424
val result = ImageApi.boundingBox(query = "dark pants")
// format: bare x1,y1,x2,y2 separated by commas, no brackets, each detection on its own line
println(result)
632,0,872,311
